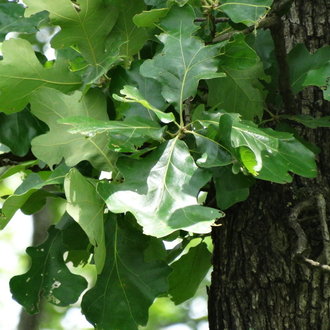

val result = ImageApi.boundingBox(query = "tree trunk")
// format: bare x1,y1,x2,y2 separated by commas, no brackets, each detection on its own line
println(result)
208,1,330,329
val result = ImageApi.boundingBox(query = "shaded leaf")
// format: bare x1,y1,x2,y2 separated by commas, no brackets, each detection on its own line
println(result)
1,164,69,229
0,38,81,114
194,133,232,168
0,1,47,41
31,87,115,171
10,226,88,314
288,44,330,95
81,214,171,329
57,214,91,267
97,138,223,237
169,242,211,305
207,64,265,120
303,63,330,101
0,109,47,156
285,115,330,128
213,166,254,209
64,168,105,273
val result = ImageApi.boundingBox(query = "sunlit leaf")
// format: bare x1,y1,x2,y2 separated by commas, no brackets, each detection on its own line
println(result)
60,115,165,152
219,113,317,183
97,138,223,237
31,87,116,171
0,39,81,114
113,85,175,123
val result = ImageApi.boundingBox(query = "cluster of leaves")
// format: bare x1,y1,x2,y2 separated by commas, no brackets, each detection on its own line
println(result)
0,0,329,328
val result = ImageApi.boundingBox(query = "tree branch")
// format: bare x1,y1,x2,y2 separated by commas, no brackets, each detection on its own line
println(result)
289,198,330,273
269,15,296,114
317,193,330,264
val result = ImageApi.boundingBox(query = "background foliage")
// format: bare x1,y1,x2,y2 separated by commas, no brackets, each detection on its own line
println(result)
0,0,329,329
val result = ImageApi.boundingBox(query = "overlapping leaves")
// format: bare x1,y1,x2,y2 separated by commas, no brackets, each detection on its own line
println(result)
65,169,106,273
30,87,115,171
98,138,223,237
25,0,119,65
82,214,171,329
10,225,88,314
0,38,80,114
1,164,69,229
60,115,165,152
140,5,225,119
218,113,317,183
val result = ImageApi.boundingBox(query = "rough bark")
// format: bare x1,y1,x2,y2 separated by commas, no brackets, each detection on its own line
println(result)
208,1,330,329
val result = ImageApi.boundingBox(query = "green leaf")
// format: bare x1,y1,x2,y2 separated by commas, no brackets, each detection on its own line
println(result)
57,214,91,267
220,0,272,25
1,165,69,229
0,109,47,156
133,8,169,27
0,160,38,181
169,242,211,305
81,214,171,329
0,38,81,114
219,35,260,70
285,115,330,128
120,61,169,120
207,63,265,120
213,166,254,209
194,133,232,168
10,225,88,314
30,87,115,171
25,0,119,65
113,85,175,123
288,44,330,95
303,63,330,101
64,168,106,273
140,5,224,119
219,113,317,183
0,1,47,41
97,138,223,237
60,116,165,152
108,0,148,58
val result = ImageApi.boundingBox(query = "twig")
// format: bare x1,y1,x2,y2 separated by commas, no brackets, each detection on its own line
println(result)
317,193,330,264
288,200,313,256
194,17,230,23
302,258,330,273
289,198,330,274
